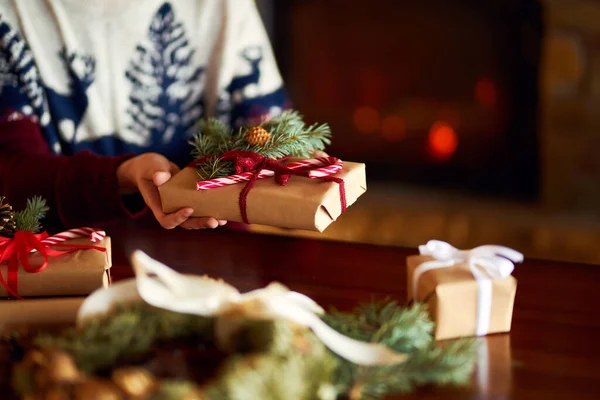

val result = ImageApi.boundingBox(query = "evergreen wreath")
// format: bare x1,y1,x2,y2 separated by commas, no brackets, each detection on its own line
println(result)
4,301,478,400
190,111,332,180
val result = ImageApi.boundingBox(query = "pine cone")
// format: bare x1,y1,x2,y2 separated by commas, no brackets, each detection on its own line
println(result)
0,196,16,238
246,126,271,146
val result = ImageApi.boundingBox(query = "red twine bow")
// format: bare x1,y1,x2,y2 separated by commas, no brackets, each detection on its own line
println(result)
192,151,347,224
0,231,107,299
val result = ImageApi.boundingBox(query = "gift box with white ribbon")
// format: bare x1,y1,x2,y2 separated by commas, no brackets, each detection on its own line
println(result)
406,240,523,341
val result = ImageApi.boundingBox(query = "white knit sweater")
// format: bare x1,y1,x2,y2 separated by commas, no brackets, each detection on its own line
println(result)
0,0,288,164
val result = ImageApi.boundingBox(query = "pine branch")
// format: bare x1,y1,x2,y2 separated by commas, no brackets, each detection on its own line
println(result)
190,111,333,181
36,303,214,374
324,301,434,353
190,119,233,159
260,110,305,133
18,300,477,400
324,301,478,399
13,196,48,233
254,111,331,159
355,339,479,399
258,123,331,159
195,158,235,181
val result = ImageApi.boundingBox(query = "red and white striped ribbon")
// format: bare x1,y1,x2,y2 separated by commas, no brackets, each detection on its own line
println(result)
196,157,343,191
40,227,106,246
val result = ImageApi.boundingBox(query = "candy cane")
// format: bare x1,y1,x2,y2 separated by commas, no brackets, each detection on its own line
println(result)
196,157,343,191
40,228,106,245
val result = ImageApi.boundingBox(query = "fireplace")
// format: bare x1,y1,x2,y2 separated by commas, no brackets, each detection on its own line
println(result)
266,0,543,199
253,1,600,265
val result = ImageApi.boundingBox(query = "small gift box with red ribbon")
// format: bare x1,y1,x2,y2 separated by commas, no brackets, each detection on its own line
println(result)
159,112,367,232
0,196,111,299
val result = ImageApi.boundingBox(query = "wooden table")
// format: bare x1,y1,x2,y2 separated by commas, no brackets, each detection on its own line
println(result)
102,218,600,399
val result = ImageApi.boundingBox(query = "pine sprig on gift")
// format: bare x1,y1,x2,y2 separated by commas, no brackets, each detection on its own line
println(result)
12,196,49,233
230,111,332,160
195,157,235,180
191,119,233,159
190,111,332,180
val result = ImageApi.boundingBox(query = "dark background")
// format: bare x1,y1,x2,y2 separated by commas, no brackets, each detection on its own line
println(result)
251,0,600,266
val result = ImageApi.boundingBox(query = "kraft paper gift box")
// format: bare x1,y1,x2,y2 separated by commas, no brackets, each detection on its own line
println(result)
158,162,367,232
406,240,523,341
0,236,112,298
0,297,85,332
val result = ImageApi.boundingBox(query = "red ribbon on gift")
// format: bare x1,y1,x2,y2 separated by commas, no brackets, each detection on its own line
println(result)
0,229,107,299
192,151,347,224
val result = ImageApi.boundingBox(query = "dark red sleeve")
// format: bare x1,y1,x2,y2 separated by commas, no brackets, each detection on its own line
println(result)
0,115,147,229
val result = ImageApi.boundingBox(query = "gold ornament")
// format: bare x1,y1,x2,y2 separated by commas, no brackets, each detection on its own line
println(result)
74,379,121,400
112,367,156,397
26,350,48,366
19,350,81,390
0,196,16,237
46,351,82,383
246,126,271,146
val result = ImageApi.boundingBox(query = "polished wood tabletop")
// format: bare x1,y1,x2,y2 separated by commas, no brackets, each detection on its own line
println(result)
100,217,600,400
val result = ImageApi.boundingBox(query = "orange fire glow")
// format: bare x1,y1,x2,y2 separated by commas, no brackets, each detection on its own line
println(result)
381,115,405,141
428,121,458,160
353,106,380,134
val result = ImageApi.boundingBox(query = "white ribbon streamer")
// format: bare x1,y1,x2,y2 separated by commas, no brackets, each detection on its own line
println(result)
413,240,523,336
78,251,407,366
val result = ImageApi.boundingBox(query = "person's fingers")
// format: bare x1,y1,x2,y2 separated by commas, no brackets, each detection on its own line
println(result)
139,180,193,229
135,154,224,230
153,171,172,187
168,161,180,175
180,217,220,230
140,153,172,180
313,150,329,158
138,180,162,211
152,162,180,187
159,208,194,230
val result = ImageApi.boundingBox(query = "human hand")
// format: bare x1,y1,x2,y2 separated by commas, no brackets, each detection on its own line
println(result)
117,153,227,229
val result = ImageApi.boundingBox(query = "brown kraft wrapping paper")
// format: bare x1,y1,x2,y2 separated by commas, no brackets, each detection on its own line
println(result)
406,255,517,341
0,297,84,332
158,162,367,232
0,237,112,297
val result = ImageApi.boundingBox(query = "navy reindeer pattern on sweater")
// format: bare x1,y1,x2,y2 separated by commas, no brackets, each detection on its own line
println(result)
0,0,289,167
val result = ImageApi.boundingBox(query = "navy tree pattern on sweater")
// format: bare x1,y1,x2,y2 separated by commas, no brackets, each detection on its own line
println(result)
0,2,289,167
126,3,204,148
122,2,206,164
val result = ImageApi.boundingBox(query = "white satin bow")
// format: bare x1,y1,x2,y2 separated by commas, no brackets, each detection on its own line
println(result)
413,240,523,336
78,251,407,366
